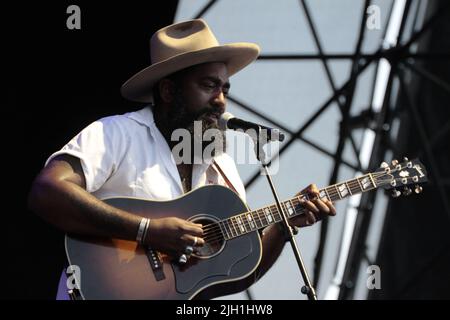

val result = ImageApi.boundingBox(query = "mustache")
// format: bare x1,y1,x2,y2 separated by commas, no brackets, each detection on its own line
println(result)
192,107,222,120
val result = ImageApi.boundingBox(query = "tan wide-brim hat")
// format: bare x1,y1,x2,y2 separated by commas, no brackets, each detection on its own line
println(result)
121,19,260,103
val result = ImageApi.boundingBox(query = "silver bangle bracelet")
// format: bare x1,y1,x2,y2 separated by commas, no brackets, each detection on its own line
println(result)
141,218,151,245
136,217,150,245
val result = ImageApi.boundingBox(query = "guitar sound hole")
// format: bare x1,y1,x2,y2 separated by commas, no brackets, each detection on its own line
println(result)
189,216,225,259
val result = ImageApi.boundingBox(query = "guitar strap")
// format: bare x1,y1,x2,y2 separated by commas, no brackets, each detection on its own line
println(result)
213,160,264,277
212,160,239,195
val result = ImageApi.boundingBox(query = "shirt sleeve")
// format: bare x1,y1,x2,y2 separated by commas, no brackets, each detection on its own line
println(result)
45,116,128,193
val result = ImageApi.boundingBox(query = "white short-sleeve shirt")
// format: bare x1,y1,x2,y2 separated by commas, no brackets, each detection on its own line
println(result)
46,106,246,202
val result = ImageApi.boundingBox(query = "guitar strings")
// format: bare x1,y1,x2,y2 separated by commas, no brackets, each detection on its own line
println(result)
202,171,388,235
202,171,396,244
202,171,392,243
203,196,322,244
204,185,372,244
203,200,309,244
202,172,390,241
203,193,324,243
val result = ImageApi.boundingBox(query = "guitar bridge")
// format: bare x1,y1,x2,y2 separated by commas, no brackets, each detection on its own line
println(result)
145,247,165,281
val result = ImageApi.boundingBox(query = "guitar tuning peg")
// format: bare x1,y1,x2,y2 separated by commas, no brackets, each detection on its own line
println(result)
403,187,412,196
380,161,389,168
391,159,399,166
415,185,423,194
391,189,401,198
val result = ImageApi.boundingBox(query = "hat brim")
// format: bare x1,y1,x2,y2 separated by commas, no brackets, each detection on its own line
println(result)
121,43,260,103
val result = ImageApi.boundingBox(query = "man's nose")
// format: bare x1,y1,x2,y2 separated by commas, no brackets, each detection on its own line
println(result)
212,91,226,110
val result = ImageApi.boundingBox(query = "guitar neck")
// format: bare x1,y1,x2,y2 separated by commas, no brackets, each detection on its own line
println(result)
218,173,378,240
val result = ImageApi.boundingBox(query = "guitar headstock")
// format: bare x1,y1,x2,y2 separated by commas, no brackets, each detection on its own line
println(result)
373,157,428,198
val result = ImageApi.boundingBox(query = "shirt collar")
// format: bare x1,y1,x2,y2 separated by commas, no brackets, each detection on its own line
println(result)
125,106,241,196
125,106,155,129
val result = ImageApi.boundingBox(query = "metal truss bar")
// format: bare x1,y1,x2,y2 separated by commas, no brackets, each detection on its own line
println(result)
405,53,450,59
368,59,380,114
296,141,359,171
227,96,292,136
193,0,218,19
335,0,373,171
382,0,396,42
257,53,450,60
396,70,450,221
313,0,372,289
338,64,397,301
409,0,424,39
401,60,450,95
338,1,415,299
244,289,254,300
300,0,363,168
348,135,362,166
299,0,337,85
259,54,373,60
354,0,371,55
244,55,375,189
402,2,450,49
397,1,413,49
228,95,360,171
339,1,447,299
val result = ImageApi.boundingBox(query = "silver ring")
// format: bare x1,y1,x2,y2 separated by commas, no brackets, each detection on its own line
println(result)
178,254,187,264
185,245,194,255
193,236,198,246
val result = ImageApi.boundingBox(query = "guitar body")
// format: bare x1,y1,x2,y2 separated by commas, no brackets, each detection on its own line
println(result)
65,185,262,300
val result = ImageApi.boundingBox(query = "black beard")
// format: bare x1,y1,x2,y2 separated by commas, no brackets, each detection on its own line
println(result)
166,90,227,162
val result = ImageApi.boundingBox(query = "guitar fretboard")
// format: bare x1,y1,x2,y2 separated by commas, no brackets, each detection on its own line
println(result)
217,173,377,240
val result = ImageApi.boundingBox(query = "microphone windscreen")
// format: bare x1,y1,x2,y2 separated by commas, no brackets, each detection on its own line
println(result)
218,112,235,130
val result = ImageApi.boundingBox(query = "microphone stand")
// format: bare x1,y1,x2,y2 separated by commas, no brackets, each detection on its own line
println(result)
252,127,318,300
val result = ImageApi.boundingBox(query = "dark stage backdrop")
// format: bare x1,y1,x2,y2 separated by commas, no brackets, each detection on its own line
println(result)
370,1,450,299
4,1,178,299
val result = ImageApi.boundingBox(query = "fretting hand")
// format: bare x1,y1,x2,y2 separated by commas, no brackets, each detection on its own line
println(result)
289,184,336,228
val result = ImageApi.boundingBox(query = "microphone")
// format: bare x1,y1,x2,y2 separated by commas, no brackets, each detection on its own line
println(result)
218,112,285,142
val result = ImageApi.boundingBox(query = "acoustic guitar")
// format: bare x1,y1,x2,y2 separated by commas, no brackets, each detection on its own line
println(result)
65,158,427,299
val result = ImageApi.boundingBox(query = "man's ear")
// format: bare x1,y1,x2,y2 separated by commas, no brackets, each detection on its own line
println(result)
158,78,176,103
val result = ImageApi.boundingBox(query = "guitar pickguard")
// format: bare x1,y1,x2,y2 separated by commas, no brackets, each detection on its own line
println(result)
173,232,255,294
